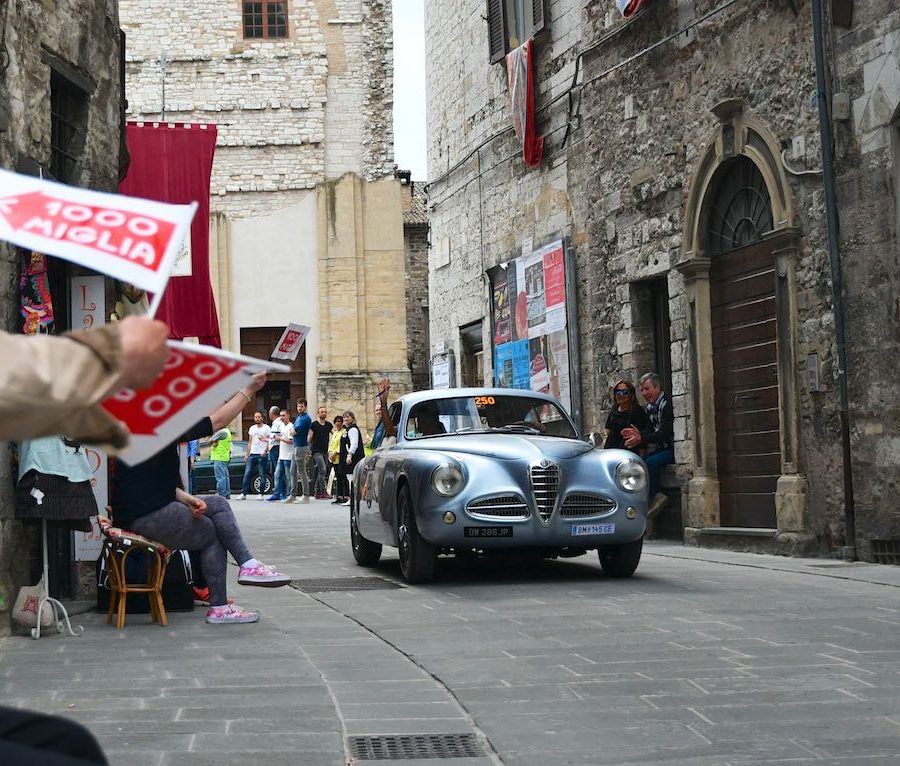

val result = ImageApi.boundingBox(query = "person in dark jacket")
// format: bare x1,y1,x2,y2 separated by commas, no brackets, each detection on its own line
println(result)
622,372,674,519
603,378,648,453
339,410,365,506
111,372,290,624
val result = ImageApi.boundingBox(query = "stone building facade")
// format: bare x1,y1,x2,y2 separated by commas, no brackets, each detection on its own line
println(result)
400,173,431,391
0,0,124,630
424,0,589,397
120,0,394,217
120,0,411,437
425,0,900,561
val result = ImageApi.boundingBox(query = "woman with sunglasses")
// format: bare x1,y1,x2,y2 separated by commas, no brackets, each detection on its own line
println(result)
603,379,649,454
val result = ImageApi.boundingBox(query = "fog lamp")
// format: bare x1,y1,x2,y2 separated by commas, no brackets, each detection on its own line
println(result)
442,511,456,524
625,507,638,520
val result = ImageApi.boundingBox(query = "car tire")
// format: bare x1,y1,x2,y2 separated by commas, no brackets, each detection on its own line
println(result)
351,503,382,566
597,537,643,578
397,484,436,584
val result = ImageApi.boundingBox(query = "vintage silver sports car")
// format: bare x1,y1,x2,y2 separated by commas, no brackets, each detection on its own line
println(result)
350,388,649,583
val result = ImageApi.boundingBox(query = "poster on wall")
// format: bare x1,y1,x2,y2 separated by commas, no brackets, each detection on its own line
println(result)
488,240,571,413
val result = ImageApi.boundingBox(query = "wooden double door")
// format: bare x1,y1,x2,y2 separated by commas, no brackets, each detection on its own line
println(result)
710,241,781,528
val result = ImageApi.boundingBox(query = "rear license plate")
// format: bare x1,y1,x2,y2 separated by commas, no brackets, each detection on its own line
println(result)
464,526,513,538
571,523,615,536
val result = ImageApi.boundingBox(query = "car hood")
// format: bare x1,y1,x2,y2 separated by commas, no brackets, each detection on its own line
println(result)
401,434,594,461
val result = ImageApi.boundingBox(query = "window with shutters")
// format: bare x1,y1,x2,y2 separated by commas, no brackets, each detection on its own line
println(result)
487,0,546,64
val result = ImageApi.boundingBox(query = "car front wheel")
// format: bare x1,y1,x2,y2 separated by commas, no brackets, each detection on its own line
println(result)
397,485,435,584
351,503,382,566
597,537,643,578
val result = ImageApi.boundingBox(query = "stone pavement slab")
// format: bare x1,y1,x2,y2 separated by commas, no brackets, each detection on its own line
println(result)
3,497,900,766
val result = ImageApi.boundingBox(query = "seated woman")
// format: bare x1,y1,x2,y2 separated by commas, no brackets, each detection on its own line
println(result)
603,378,648,454
110,372,290,625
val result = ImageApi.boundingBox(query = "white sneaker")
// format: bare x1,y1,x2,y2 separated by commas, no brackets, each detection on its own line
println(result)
256,494,264,500
300,495,311,504
340,499,351,506
237,494,247,500
281,496,296,503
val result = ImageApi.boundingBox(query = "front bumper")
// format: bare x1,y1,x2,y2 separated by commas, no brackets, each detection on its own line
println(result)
415,493,647,548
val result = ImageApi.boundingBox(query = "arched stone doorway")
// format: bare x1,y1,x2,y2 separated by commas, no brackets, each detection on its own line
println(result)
707,157,779,528
677,101,808,537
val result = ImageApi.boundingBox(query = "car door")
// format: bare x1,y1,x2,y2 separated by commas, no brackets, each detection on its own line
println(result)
357,402,402,543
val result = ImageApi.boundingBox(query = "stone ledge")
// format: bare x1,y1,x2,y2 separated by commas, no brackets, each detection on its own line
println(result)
698,526,778,537
685,527,819,558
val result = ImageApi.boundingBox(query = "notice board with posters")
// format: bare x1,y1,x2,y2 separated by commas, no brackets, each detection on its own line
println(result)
487,239,573,415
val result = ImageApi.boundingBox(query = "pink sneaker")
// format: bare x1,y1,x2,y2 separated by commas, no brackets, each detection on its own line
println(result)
237,562,291,587
206,604,259,624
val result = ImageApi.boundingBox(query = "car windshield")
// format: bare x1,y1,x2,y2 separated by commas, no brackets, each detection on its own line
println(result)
404,395,577,440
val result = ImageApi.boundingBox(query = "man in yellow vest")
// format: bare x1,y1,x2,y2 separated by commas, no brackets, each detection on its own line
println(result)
209,426,233,499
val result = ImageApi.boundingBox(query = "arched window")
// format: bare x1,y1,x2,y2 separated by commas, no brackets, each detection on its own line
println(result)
706,157,774,254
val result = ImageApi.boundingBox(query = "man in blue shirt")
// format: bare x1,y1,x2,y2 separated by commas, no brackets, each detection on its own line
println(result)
287,398,312,503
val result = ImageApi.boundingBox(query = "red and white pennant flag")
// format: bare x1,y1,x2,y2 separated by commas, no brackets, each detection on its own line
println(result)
271,323,310,361
0,169,196,296
101,342,289,465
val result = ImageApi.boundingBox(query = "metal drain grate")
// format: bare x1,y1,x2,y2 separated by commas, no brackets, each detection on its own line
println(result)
348,733,485,760
871,539,900,565
289,577,402,593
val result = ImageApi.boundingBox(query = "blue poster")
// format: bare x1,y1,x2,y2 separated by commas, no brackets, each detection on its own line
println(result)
495,340,530,389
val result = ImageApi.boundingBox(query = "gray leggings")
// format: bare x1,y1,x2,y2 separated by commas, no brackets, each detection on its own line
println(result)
130,495,252,608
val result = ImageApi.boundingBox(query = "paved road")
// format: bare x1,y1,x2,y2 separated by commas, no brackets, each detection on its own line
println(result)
3,498,900,765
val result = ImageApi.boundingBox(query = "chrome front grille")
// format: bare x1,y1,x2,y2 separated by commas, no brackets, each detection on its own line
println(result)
560,494,616,517
466,495,529,520
530,463,559,524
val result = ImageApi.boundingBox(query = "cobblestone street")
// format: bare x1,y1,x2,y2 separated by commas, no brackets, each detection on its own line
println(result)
3,500,900,765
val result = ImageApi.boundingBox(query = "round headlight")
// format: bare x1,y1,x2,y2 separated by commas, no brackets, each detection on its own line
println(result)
616,460,647,493
432,463,465,496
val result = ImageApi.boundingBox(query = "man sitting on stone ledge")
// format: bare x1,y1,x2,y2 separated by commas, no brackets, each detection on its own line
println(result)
622,372,675,520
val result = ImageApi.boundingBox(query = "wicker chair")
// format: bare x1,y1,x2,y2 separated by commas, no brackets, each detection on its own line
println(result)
99,518,171,629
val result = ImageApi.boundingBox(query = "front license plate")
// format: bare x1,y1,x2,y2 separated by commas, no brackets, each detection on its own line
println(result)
464,526,513,538
571,523,616,536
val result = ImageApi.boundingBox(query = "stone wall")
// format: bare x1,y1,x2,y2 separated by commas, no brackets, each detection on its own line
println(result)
120,0,395,221
425,0,900,558
424,0,589,395
0,0,123,632
580,1,839,544
404,223,430,391
579,0,900,555
831,0,900,557
316,174,412,439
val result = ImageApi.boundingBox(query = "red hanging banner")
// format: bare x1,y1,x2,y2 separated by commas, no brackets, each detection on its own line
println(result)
506,39,544,168
119,122,221,346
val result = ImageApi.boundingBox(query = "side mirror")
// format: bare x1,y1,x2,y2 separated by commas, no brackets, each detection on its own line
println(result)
587,432,603,448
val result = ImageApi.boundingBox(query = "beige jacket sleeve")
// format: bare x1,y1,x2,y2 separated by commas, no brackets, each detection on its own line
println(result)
0,326,129,448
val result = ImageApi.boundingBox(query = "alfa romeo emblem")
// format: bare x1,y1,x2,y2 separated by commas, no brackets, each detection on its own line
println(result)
539,458,552,468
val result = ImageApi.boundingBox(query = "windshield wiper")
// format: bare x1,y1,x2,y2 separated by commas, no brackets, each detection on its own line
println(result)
490,424,542,434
